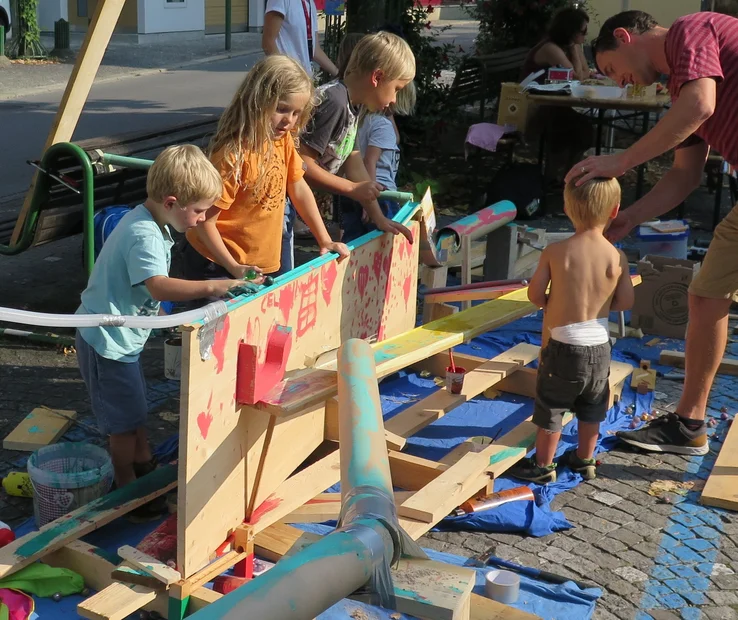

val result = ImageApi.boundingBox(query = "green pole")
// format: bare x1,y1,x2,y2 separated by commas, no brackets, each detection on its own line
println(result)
0,26,5,58
225,0,232,51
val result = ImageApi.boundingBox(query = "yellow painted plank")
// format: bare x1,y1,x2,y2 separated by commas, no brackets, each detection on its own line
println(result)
3,407,77,451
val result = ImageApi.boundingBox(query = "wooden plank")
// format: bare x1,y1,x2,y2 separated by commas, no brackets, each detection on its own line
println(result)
12,0,128,244
398,452,491,523
410,352,488,378
0,465,176,580
258,287,536,416
470,591,540,619
3,407,77,451
117,545,181,586
77,581,158,620
178,222,420,579
701,413,738,510
111,565,164,590
43,541,122,593
247,448,342,535
389,451,449,491
385,343,540,438
282,491,415,523
324,397,406,450
661,350,738,377
424,286,519,304
496,367,537,398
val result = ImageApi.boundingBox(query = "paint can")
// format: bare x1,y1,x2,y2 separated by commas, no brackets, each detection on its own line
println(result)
484,569,520,604
164,337,182,381
445,366,466,394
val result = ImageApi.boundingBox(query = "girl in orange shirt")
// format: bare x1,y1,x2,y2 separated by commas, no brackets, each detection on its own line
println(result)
183,54,349,281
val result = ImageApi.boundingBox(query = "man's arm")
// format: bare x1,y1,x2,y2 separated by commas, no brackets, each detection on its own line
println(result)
262,11,283,55
610,251,635,312
313,44,338,78
363,146,382,184
527,248,551,309
567,78,716,184
606,140,708,241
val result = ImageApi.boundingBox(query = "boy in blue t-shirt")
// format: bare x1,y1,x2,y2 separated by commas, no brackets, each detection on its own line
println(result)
76,145,242,494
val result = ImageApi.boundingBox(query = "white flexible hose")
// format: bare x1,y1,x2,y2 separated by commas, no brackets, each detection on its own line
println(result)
0,301,228,329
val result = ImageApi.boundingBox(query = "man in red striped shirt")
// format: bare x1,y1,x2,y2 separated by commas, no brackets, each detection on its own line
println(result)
564,10,738,455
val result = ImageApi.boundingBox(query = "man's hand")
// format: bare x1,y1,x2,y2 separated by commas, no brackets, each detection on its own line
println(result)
565,152,629,186
605,211,636,243
376,216,413,244
348,180,382,204
320,242,351,262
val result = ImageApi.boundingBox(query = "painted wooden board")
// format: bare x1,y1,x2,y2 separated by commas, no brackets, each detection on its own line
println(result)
385,343,540,438
424,285,523,304
77,581,158,620
117,545,181,586
701,415,738,510
178,223,420,579
260,287,537,416
0,465,176,580
3,407,77,451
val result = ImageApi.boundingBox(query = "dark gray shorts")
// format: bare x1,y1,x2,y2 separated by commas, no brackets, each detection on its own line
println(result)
76,332,149,436
532,339,611,432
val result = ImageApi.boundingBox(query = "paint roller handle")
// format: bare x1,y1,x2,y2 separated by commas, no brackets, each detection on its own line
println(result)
486,556,597,590
379,191,414,204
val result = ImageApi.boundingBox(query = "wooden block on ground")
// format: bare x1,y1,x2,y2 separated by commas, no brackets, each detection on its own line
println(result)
701,414,738,510
661,350,738,376
398,452,490,523
3,407,77,451
630,360,656,392
117,545,181,586
469,591,540,619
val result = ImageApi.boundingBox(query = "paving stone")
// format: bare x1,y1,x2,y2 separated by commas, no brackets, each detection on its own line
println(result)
567,497,604,514
681,591,708,605
652,565,678,580
571,527,608,544
514,537,548,554
592,608,620,620
598,592,639,620
695,525,723,539
664,523,697,540
460,535,490,554
712,563,736,576
564,555,599,578
550,535,579,553
610,527,645,548
684,537,717,552
649,612,683,620
538,546,574,564
624,520,665,543
713,574,738,590
703,606,738,619
607,576,640,598
639,509,670,529
614,566,649,582
594,537,628,555
581,516,620,534
563,507,592,524
618,550,653,571
590,490,623,506
594,506,636,525
707,591,738,606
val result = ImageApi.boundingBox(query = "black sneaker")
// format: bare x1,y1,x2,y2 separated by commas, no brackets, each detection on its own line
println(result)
508,457,557,484
616,412,708,456
558,449,597,480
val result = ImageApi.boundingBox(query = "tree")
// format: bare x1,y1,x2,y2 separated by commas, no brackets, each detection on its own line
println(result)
346,0,404,32
8,0,47,59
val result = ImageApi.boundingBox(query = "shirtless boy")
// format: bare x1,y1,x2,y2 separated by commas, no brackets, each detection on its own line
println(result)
510,176,635,483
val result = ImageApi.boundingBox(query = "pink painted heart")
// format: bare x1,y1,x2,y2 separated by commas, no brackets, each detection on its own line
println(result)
197,412,213,439
357,266,369,299
321,261,338,305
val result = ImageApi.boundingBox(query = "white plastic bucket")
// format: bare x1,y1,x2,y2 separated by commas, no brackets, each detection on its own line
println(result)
164,337,182,381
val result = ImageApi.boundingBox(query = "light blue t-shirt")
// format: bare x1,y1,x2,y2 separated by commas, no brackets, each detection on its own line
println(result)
77,204,174,363
357,113,400,192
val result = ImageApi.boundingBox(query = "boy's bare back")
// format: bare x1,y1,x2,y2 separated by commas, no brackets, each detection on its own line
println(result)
534,232,629,347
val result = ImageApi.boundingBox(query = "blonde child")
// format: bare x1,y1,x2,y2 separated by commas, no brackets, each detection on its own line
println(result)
76,145,242,497
299,31,415,244
342,81,417,242
182,55,349,281
509,177,634,484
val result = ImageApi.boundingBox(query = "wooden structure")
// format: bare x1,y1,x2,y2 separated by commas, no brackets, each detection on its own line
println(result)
702,414,738,511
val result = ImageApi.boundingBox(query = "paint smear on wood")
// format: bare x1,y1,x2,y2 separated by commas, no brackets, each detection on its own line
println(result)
197,412,213,440
321,260,338,306
247,495,282,525
212,315,230,374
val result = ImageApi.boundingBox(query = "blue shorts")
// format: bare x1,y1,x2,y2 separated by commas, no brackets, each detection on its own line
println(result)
340,198,399,244
76,332,149,436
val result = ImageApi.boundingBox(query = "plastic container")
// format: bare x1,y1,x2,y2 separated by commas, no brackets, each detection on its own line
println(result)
164,337,182,381
27,443,113,527
445,366,466,394
634,222,689,260
485,569,520,604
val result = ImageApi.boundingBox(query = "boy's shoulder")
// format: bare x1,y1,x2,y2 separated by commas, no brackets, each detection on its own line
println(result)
105,205,170,255
315,80,354,114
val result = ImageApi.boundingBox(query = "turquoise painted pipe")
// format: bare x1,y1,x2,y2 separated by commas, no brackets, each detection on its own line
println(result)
435,199,517,257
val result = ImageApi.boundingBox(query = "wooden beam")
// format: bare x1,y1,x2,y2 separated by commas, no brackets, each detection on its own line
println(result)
701,414,738,510
42,541,122,593
385,343,540,438
0,465,176,580
11,0,127,244
3,406,77,451
424,286,521,305
282,491,416,523
661,350,738,376
388,451,449,491
324,398,406,450
410,351,488,378
117,545,181,586
77,581,158,620
258,287,537,416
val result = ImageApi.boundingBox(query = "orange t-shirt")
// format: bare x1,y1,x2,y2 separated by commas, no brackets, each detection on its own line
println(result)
186,136,306,274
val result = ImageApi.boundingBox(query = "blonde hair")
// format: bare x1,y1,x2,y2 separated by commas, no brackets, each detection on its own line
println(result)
564,176,621,228
344,31,416,83
337,32,366,79
390,80,417,116
208,55,315,188
147,145,222,205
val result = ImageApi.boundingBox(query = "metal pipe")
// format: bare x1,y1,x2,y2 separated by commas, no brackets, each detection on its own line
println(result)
101,153,154,170
225,0,232,51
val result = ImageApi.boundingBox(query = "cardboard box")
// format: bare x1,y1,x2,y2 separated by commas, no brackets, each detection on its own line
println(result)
497,82,534,133
631,255,700,339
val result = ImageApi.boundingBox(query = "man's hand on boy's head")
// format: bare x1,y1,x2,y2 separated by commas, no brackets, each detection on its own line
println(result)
605,211,636,243
348,180,382,203
376,217,413,244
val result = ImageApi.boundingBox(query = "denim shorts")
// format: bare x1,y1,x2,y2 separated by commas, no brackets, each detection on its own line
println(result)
76,332,149,436
340,198,398,244
532,339,611,432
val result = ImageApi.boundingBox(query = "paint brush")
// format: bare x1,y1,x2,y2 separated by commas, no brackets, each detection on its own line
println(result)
449,350,456,373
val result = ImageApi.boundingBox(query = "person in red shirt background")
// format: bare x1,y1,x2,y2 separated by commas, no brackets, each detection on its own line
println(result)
564,10,738,455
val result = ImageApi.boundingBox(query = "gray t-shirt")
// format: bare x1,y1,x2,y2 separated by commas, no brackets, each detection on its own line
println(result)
302,80,358,175
358,114,400,192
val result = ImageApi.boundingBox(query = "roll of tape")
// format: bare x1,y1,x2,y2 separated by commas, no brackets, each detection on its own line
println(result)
484,569,520,604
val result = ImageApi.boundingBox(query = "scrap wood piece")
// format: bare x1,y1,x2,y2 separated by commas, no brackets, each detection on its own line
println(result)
701,414,738,510
385,343,540,438
169,549,247,601
661,350,738,376
0,464,176,580
388,451,450,491
111,565,164,590
3,406,77,451
117,545,181,586
78,581,158,620
258,287,536,416
256,523,540,620
630,359,657,393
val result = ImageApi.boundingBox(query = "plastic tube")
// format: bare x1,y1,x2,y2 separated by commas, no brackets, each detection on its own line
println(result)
0,301,228,330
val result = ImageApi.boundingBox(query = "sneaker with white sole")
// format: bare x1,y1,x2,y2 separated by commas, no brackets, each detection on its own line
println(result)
616,412,708,456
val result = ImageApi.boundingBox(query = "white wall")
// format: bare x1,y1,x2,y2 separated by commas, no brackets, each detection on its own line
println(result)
249,0,265,30
137,0,205,34
37,0,67,31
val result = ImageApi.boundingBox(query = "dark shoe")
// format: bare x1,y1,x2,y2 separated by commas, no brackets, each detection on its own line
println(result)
508,457,557,484
558,449,597,480
616,413,708,456
128,495,168,523
133,457,159,478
